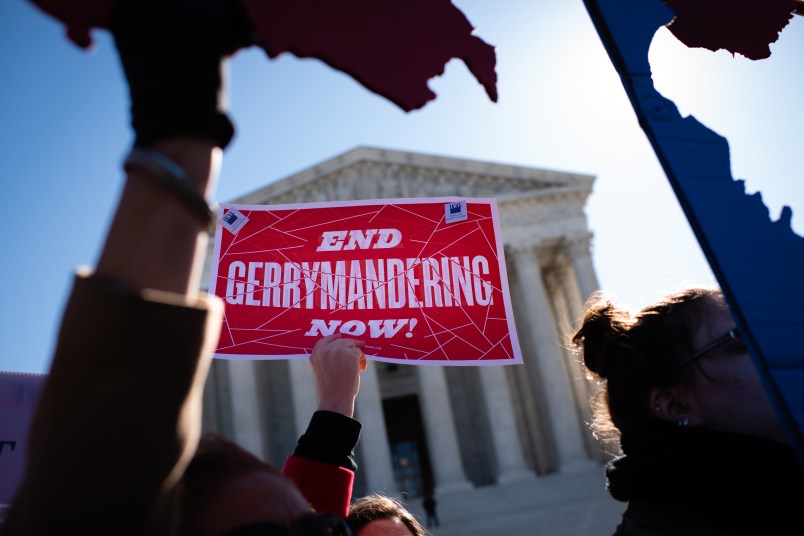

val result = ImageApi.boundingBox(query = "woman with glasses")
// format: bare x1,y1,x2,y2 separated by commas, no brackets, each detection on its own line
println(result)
571,287,803,535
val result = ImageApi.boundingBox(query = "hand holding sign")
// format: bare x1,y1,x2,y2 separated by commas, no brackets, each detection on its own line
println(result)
310,334,366,418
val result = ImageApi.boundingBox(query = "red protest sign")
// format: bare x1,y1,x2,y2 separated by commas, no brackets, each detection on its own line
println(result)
209,198,522,365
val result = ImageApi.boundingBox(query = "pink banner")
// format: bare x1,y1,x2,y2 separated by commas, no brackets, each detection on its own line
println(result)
209,198,522,365
0,372,47,517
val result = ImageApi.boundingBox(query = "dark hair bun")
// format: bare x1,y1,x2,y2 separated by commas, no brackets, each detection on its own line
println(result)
572,299,629,378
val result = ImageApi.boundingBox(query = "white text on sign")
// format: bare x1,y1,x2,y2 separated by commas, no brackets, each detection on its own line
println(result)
304,318,419,338
317,229,402,251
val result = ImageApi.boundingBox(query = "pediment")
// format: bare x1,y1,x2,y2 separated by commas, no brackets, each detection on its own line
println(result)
232,146,594,205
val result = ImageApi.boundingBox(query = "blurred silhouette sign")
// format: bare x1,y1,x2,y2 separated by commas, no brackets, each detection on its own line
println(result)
29,0,497,113
582,0,804,463
210,198,522,365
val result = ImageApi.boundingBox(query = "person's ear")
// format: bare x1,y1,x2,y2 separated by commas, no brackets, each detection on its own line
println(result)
650,388,694,426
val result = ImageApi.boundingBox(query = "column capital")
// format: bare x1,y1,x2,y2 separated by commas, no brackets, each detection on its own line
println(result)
562,233,594,259
505,241,539,259
561,233,599,303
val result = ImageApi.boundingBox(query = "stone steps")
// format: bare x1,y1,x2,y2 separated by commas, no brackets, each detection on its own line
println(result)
394,461,625,536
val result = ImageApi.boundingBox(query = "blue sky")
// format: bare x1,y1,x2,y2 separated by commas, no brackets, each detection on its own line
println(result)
1,1,802,374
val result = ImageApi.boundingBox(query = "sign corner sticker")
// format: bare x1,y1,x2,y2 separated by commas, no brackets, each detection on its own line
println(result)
220,207,249,234
444,199,468,223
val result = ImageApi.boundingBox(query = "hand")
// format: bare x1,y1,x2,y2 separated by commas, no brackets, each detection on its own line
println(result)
310,334,366,417
110,0,254,148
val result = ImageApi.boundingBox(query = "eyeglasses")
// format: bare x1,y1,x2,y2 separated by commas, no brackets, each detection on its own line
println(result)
691,328,740,360
670,328,741,373
222,513,352,536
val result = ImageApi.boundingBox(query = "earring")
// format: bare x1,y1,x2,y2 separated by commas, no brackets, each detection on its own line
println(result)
677,418,689,427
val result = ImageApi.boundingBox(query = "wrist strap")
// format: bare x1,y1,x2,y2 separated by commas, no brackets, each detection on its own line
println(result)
123,148,217,225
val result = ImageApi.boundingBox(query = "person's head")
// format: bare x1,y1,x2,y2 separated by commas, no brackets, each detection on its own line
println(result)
179,433,351,536
571,288,786,449
347,494,426,536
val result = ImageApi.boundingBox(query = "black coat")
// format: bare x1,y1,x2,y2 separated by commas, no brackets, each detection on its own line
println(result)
606,421,804,536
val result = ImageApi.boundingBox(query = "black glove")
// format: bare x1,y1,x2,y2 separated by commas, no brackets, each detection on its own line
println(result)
111,0,253,149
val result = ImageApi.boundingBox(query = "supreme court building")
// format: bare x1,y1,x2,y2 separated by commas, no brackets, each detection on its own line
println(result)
201,146,604,497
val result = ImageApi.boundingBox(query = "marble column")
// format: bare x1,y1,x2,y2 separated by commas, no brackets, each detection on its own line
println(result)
552,262,583,330
478,366,534,483
545,267,595,455
355,363,398,494
555,247,607,461
510,245,588,469
565,234,599,305
416,366,473,494
288,358,318,438
201,360,223,434
227,359,266,458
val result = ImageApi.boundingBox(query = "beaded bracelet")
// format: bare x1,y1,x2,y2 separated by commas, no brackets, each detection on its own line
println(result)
123,148,217,226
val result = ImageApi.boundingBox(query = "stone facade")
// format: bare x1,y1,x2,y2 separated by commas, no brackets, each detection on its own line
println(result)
201,146,602,497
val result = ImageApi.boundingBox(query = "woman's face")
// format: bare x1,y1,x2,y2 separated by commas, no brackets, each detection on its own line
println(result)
685,303,788,444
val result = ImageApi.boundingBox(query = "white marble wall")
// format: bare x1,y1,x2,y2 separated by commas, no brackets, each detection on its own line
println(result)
208,147,601,493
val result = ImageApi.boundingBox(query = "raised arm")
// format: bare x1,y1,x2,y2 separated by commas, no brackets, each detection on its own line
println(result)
0,2,253,534
282,334,366,516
